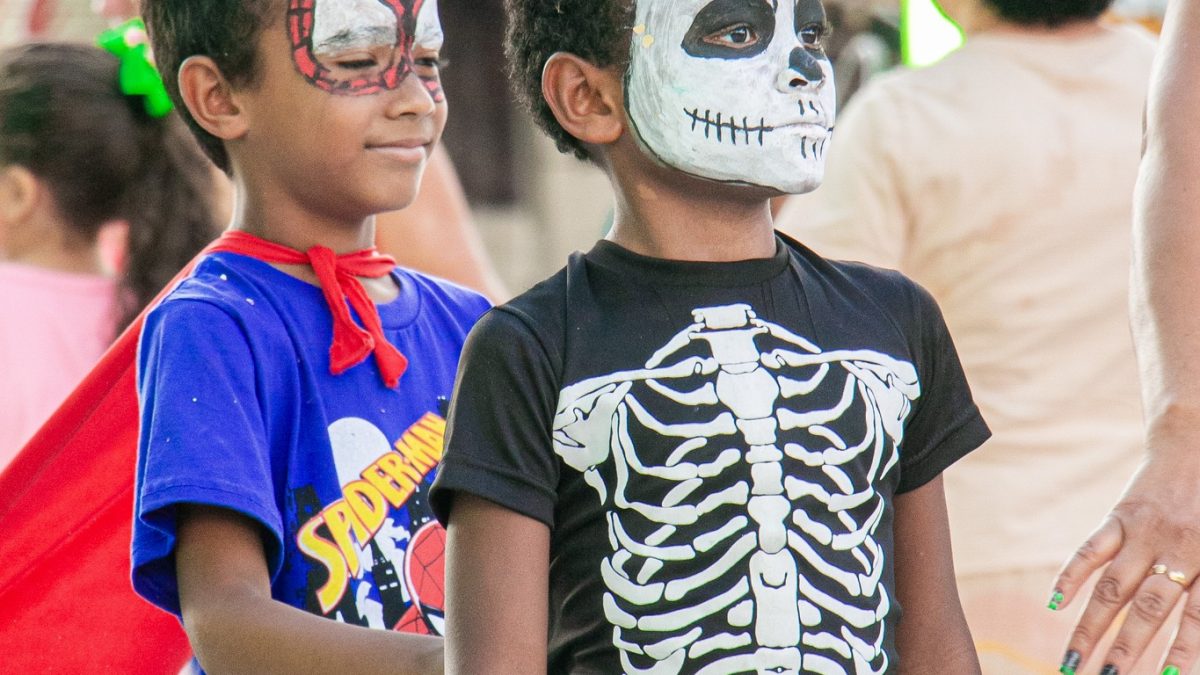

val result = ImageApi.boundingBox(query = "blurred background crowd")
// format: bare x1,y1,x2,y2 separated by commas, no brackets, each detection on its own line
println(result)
0,1,1182,673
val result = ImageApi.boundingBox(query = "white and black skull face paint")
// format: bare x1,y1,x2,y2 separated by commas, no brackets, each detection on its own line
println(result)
625,0,835,194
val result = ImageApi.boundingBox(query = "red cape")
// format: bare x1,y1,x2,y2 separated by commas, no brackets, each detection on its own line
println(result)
0,259,202,673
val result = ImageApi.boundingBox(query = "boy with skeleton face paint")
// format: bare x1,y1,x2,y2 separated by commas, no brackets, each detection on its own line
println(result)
433,0,988,673
625,0,835,193
130,1,489,673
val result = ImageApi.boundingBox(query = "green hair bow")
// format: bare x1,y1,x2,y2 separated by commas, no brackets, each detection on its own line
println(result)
97,18,174,119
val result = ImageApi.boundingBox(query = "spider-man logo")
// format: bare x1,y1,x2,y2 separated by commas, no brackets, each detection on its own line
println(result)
394,520,446,635
286,0,430,96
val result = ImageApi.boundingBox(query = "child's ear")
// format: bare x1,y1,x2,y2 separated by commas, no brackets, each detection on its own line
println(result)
0,166,41,229
177,56,249,142
541,52,625,148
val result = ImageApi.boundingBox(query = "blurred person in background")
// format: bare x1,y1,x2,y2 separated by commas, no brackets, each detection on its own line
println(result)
0,39,219,463
775,0,1158,672
1054,0,1200,673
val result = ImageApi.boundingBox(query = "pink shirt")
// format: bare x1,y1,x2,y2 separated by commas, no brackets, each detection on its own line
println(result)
0,262,117,466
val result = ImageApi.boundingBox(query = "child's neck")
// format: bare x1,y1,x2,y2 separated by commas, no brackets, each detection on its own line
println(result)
233,191,378,254
230,189,399,304
1,210,106,276
606,159,777,262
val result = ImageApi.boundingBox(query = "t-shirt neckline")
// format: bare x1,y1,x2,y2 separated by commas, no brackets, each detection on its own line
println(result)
587,236,791,287
212,251,421,329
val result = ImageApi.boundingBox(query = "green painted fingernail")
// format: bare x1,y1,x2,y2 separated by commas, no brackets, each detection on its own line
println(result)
1163,667,1180,675
1048,590,1064,610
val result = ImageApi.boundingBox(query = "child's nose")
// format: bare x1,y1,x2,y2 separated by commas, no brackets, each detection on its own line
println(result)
777,47,827,92
384,71,438,119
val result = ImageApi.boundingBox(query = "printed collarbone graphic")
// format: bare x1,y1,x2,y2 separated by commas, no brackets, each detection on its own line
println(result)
625,0,836,193
286,0,442,96
552,304,919,674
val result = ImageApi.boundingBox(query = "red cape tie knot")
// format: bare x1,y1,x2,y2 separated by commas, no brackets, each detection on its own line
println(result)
208,230,409,388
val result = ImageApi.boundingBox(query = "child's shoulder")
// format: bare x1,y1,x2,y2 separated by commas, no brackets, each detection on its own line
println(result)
139,253,299,360
153,252,277,316
392,266,492,325
453,261,575,367
471,256,577,341
783,232,935,312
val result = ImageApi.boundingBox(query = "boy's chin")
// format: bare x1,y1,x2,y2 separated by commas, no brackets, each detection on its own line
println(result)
369,180,426,215
643,147,825,198
675,169,820,202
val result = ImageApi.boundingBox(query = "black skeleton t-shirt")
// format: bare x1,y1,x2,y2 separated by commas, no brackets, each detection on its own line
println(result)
431,234,989,674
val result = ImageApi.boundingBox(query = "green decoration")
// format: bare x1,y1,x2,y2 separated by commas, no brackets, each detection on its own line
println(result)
97,18,174,119
900,0,965,68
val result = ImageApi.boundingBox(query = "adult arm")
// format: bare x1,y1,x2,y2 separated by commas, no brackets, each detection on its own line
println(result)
176,504,444,675
375,145,510,302
444,494,550,675
1054,1,1200,672
892,476,981,675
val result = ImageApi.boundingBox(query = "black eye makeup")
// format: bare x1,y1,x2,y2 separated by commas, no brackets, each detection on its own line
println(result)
682,0,776,59
797,22,830,50
793,0,828,41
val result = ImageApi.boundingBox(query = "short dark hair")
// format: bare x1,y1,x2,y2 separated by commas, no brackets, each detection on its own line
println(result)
142,0,279,173
982,0,1115,27
504,0,634,160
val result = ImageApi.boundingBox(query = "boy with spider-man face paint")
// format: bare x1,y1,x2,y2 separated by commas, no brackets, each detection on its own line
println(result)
432,0,988,673
130,1,489,672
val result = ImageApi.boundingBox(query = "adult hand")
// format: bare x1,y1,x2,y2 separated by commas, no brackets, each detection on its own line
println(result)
1054,432,1200,675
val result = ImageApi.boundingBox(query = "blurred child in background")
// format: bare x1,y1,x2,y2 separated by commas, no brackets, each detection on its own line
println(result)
0,39,219,461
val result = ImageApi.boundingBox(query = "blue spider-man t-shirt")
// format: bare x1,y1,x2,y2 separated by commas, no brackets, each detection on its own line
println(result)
132,251,489,637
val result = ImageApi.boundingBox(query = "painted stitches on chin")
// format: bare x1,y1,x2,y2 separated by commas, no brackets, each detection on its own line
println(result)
799,135,826,160
685,109,773,146
682,97,831,149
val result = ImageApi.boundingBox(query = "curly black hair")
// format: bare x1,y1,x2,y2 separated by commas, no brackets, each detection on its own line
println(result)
982,0,1115,27
142,0,279,174
504,0,634,160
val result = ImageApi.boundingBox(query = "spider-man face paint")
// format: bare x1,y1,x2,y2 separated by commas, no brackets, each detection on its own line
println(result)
625,0,835,194
287,0,443,97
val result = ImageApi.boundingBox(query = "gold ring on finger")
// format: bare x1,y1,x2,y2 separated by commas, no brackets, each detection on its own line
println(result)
1149,563,1190,587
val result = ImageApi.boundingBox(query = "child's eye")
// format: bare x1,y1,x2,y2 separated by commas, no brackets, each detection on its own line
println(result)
799,23,829,49
703,23,759,49
335,57,380,70
414,55,449,71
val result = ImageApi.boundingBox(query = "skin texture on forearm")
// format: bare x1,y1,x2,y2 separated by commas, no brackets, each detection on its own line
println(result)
892,476,981,675
175,505,444,675
444,493,549,675
1131,0,1200,444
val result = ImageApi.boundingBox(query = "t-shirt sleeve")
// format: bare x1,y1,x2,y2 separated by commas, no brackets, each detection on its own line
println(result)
430,308,561,528
132,299,283,616
896,282,991,493
776,82,911,270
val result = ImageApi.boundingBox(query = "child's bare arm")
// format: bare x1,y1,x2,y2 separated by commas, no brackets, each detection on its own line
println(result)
445,493,549,675
175,504,443,675
892,475,980,675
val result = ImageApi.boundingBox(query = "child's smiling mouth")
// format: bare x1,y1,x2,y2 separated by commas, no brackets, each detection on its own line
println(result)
365,138,431,163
